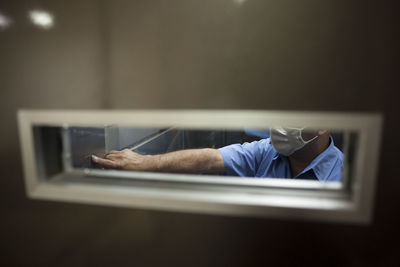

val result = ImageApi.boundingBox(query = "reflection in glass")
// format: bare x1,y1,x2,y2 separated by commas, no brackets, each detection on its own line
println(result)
59,126,350,183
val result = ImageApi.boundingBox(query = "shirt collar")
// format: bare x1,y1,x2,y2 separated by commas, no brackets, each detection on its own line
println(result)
271,137,340,181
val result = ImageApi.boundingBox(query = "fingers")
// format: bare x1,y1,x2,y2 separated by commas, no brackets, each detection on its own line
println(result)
105,153,119,160
104,151,123,161
106,149,130,156
92,149,135,170
92,155,120,169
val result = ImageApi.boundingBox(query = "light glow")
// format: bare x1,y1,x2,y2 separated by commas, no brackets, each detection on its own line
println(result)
233,0,246,6
29,10,54,29
0,11,12,30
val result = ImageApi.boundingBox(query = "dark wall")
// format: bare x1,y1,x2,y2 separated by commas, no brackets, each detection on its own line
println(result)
0,0,398,266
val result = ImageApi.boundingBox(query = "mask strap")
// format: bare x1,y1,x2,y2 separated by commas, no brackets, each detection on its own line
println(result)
302,134,318,144
299,128,319,144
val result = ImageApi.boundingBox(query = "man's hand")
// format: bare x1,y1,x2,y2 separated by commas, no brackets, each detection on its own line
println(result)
92,149,153,171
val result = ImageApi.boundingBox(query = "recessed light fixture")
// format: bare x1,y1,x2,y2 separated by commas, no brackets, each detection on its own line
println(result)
28,10,54,29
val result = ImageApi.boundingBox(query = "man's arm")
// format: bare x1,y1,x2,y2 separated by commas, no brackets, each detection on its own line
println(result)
92,148,225,174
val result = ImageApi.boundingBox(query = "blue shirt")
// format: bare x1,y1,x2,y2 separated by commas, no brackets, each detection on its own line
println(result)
218,137,343,182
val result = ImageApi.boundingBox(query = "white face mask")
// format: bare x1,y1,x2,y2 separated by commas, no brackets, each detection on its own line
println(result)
270,127,318,156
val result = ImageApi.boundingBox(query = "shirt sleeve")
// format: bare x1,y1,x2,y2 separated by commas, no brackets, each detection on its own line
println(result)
218,140,268,177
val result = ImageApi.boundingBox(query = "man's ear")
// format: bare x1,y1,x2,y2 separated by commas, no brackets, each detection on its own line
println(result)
318,130,328,136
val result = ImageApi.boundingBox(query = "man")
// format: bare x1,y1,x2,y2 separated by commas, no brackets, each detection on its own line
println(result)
92,127,343,182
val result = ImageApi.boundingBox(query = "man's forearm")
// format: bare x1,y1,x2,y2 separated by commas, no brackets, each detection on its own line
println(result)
150,148,225,174
93,148,225,174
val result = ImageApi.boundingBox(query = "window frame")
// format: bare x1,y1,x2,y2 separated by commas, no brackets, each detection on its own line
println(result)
17,109,382,223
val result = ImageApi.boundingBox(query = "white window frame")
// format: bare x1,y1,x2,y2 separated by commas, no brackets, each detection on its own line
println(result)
17,110,382,223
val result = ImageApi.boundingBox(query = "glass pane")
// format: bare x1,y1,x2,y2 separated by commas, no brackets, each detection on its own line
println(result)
57,125,356,184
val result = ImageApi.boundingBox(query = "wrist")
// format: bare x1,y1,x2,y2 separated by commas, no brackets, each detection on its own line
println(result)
146,154,160,171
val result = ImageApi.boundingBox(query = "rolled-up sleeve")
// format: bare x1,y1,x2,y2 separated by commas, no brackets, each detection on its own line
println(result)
219,141,265,177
